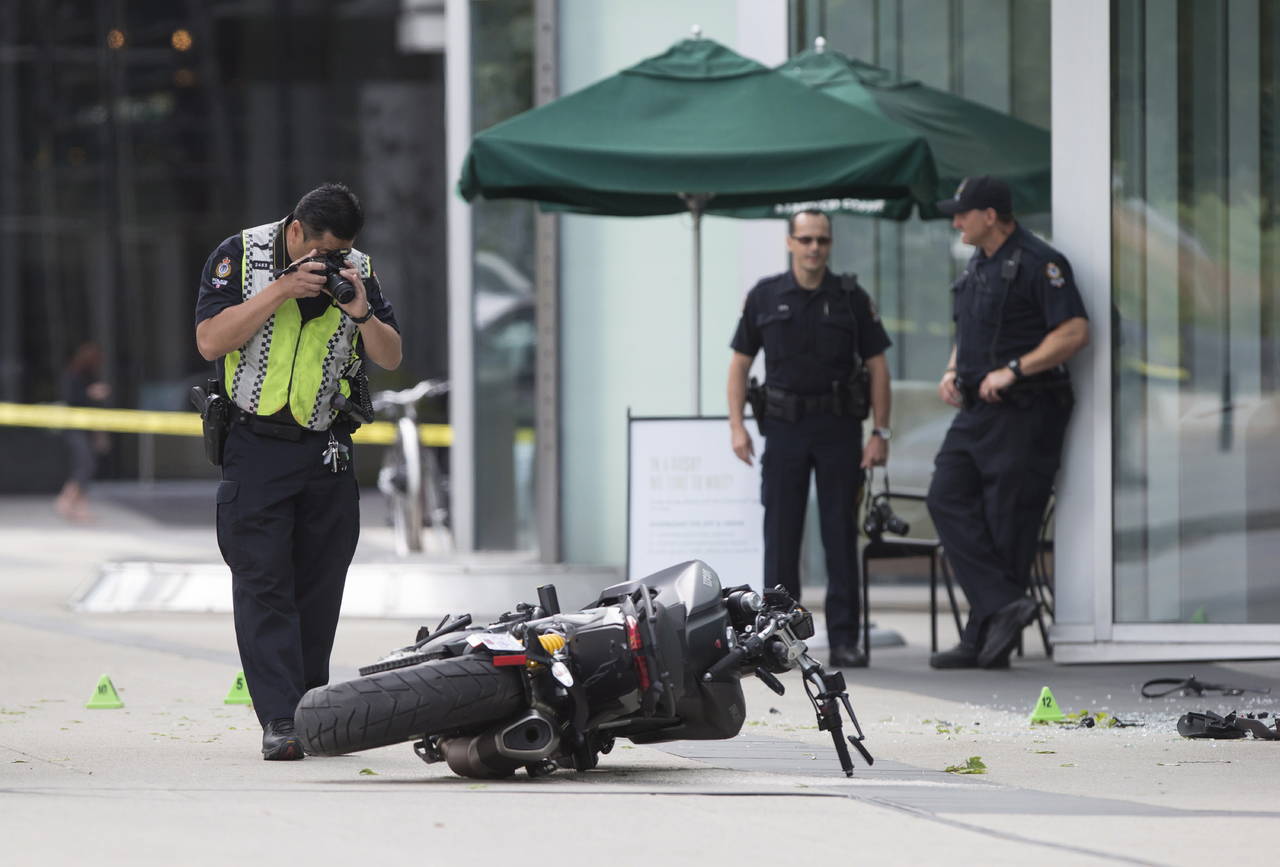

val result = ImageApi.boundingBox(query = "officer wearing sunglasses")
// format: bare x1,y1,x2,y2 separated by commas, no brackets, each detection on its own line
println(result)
727,209,892,669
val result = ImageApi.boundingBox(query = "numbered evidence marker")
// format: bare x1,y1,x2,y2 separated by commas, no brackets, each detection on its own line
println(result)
223,671,253,705
85,674,124,709
1028,685,1066,724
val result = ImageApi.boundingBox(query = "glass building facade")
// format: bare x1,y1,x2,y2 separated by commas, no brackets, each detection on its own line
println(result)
1112,0,1280,625
470,0,537,552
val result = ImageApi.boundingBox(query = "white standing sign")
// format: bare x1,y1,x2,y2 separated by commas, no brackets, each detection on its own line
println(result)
627,416,764,590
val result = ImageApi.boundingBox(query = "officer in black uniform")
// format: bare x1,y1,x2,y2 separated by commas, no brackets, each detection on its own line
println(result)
926,176,1089,669
195,183,402,758
728,209,893,669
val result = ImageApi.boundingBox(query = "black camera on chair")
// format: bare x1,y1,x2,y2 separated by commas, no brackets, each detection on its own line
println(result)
863,491,910,539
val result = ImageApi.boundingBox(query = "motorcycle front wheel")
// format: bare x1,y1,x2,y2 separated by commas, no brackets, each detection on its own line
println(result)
295,656,525,756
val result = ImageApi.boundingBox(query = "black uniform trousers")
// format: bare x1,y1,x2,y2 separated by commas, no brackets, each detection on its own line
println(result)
926,393,1071,647
760,413,864,648
215,420,360,726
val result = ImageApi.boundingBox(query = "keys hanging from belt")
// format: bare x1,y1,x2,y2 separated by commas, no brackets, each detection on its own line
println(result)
322,430,351,473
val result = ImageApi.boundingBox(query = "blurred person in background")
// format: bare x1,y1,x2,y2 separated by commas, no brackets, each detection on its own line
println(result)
55,341,111,522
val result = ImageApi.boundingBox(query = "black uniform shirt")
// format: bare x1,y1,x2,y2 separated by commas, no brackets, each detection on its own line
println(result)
194,216,399,333
952,224,1087,384
731,269,892,395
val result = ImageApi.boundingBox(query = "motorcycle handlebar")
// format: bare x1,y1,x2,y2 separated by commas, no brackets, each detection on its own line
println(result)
702,613,788,682
702,645,747,682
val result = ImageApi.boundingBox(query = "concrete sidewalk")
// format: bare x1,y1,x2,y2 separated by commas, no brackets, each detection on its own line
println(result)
2,489,1279,866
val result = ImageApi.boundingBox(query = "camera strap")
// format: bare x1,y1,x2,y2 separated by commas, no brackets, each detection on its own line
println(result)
863,467,893,509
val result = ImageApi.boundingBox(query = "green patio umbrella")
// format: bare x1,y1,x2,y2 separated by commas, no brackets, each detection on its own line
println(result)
458,34,937,412
720,40,1051,221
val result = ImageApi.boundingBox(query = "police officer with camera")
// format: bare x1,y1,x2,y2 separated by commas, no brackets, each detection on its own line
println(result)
728,209,892,669
926,176,1089,670
195,183,401,759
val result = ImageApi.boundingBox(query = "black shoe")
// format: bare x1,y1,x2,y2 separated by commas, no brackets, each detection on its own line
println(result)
829,645,868,668
929,643,981,669
977,597,1038,668
262,718,304,761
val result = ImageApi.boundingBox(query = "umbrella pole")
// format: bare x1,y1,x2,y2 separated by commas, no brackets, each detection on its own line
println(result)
682,193,712,416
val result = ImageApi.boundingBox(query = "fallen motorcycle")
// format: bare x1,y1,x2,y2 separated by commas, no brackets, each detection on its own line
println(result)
295,560,873,778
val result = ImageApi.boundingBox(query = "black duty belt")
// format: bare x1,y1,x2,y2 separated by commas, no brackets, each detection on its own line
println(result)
956,373,1072,410
233,408,306,442
764,385,848,421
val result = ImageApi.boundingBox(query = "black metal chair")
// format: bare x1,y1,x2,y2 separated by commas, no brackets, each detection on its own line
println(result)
858,489,947,663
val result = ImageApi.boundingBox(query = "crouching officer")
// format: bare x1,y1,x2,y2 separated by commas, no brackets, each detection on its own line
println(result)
727,209,892,669
926,176,1089,670
194,183,402,759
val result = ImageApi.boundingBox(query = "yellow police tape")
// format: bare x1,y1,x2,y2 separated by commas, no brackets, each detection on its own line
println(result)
0,402,453,447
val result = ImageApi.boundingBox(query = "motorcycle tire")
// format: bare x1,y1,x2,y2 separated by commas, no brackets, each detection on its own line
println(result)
296,656,525,756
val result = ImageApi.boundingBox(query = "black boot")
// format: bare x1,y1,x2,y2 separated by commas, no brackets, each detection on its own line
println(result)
929,643,981,669
262,718,304,761
978,598,1038,668
930,642,1012,670
829,645,868,668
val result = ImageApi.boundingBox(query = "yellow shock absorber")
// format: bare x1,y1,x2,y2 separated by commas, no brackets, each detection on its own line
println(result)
538,633,566,654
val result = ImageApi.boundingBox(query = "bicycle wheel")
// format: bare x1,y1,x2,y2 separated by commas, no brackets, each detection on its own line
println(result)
382,416,422,555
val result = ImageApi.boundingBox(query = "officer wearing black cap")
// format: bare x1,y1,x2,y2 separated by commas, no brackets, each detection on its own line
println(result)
926,176,1089,669
727,209,893,669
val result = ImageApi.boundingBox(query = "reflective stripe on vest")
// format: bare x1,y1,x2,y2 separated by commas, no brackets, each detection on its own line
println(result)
224,220,371,430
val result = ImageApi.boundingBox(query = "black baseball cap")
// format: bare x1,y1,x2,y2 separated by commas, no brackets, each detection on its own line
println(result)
936,175,1013,216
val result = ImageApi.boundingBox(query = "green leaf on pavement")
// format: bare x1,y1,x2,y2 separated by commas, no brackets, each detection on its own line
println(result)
944,756,987,774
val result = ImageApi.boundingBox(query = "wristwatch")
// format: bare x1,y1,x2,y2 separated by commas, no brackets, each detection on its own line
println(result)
1006,358,1024,380
871,427,892,442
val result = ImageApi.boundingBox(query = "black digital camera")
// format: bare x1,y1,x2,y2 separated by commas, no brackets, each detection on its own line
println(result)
863,492,909,539
310,249,358,304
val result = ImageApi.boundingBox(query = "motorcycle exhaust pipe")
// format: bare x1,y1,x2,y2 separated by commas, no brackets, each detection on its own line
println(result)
439,711,561,779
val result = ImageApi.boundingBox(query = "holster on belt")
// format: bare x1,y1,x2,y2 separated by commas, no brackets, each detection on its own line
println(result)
332,360,374,430
841,362,871,421
189,378,230,466
746,376,768,421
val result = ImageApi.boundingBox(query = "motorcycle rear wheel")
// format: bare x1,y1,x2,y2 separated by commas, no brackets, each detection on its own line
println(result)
296,656,525,756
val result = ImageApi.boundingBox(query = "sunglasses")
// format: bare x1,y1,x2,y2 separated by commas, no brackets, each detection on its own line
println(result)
791,235,832,246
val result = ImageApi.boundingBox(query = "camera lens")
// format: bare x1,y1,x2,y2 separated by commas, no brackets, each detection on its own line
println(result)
326,272,357,305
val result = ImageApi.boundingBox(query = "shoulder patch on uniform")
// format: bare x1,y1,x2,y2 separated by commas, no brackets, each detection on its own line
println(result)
215,257,232,278
1045,261,1065,288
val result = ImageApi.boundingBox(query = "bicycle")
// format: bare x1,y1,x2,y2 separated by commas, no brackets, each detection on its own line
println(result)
371,379,452,556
